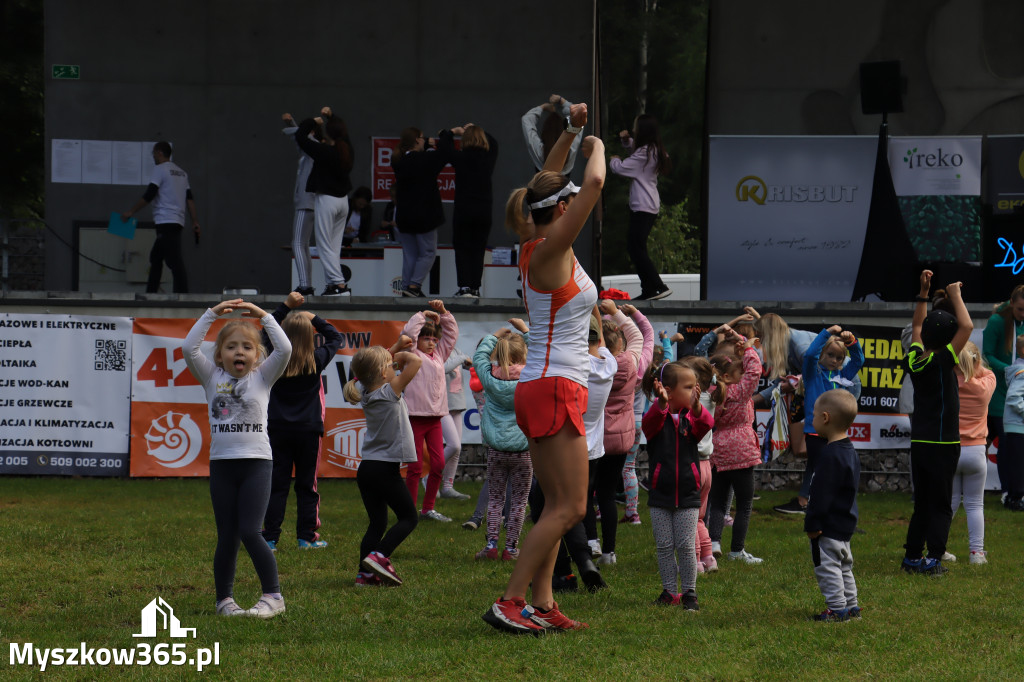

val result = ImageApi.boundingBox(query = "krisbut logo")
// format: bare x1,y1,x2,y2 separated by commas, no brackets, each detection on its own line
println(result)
902,146,964,172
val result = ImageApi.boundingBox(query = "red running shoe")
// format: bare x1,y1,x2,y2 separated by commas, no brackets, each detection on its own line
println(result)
475,545,499,560
482,597,545,635
523,601,588,631
354,572,382,587
361,551,402,586
653,589,681,605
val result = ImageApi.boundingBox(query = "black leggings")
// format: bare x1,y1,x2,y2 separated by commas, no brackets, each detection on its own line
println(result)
356,460,419,569
147,223,189,293
263,430,322,543
626,210,665,295
209,459,279,601
584,454,627,553
707,465,755,553
905,442,960,559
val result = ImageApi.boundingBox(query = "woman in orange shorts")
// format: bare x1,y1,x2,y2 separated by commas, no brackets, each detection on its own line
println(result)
482,101,605,634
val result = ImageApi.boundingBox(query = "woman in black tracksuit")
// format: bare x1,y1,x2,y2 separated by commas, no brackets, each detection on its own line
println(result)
448,124,498,298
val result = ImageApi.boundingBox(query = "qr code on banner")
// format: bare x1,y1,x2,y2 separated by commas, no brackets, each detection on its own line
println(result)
94,339,127,371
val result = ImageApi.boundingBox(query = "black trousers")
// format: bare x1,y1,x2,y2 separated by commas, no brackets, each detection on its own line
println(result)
356,460,418,569
904,442,960,559
584,454,627,553
998,431,1024,500
452,217,491,289
147,223,189,293
262,430,323,543
626,210,665,295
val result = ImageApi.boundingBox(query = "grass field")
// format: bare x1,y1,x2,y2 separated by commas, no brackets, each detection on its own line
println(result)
1,477,1020,680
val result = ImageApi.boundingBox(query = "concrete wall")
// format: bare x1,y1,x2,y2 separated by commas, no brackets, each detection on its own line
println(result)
44,0,595,294
707,0,1024,136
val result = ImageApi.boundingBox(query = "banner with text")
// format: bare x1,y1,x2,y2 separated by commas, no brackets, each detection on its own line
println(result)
130,317,403,478
707,136,876,301
677,322,910,449
888,136,982,262
0,314,132,476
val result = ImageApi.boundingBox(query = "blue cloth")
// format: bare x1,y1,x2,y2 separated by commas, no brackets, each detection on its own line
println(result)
472,335,528,452
802,329,865,434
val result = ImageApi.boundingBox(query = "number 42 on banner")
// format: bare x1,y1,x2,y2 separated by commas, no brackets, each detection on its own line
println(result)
136,348,200,387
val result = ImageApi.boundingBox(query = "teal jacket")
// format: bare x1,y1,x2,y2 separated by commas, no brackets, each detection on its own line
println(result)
473,335,528,453
982,310,1024,417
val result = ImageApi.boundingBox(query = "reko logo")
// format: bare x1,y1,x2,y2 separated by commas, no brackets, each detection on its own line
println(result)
902,146,964,169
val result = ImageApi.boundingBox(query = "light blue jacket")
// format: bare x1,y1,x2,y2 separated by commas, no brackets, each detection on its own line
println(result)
1002,358,1024,434
473,335,528,452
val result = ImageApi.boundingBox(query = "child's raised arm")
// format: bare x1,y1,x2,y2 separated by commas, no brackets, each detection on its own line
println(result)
911,269,932,346
182,299,243,384
236,301,291,385
429,299,459,361
803,327,838,376
734,345,763,399
390,351,422,396
945,281,974,354
840,331,865,379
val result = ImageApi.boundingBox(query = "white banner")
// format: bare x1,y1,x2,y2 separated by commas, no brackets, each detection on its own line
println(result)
0,314,132,476
707,136,876,301
888,136,982,196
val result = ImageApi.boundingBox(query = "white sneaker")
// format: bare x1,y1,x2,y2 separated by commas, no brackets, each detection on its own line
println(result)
711,541,722,558
248,594,286,619
597,552,617,565
420,509,452,522
216,597,246,617
588,539,602,557
969,551,988,565
439,487,470,500
728,550,763,565
941,551,957,563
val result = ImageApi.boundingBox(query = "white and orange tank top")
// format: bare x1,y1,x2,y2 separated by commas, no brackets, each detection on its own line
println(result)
519,237,598,386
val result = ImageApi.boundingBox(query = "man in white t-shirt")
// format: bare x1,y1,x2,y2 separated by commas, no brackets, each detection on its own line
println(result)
121,141,200,293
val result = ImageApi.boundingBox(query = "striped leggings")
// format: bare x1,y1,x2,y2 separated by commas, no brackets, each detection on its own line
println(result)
486,447,533,549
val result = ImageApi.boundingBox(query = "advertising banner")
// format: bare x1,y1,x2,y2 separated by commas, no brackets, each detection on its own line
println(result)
0,314,132,476
677,322,910,449
888,136,982,262
130,317,403,478
707,136,876,301
371,137,458,203
986,135,1024,215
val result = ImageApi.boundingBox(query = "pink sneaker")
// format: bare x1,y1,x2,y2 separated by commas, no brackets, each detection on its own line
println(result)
696,559,706,574
354,571,382,587
361,551,402,585
702,555,718,573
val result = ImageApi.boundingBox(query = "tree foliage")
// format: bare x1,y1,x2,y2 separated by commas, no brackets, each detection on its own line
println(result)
599,0,707,276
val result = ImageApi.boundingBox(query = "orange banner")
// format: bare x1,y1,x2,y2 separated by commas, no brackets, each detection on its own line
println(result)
130,316,405,477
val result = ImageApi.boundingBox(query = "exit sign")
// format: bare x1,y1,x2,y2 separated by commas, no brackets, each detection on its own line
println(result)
52,65,80,79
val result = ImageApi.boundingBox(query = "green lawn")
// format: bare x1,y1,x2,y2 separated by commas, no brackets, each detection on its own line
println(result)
1,478,1019,680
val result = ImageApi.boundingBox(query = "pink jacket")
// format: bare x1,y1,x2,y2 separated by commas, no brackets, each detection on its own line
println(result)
710,346,762,472
603,311,652,454
401,311,458,417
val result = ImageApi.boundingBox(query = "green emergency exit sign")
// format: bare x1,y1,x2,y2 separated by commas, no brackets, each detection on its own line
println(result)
52,65,80,79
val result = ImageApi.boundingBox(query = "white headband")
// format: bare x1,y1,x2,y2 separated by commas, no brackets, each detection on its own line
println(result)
527,181,580,210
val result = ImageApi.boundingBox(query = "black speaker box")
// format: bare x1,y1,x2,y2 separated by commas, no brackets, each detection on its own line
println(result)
860,61,904,115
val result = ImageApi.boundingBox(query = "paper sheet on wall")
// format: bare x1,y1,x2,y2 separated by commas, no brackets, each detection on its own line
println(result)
112,141,143,185
82,140,112,184
51,139,82,183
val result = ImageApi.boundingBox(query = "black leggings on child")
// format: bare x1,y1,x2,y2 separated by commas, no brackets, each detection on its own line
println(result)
209,459,279,601
356,460,418,568
707,465,755,553
584,454,627,553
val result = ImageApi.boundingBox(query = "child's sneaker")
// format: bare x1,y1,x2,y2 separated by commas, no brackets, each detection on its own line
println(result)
439,487,470,500
711,541,722,558
482,597,545,635
248,594,286,619
696,560,705,574
420,509,452,522
728,549,763,564
918,557,948,575
723,514,735,527
354,571,382,587
653,590,680,605
361,550,403,585
461,517,481,530
475,545,499,560
680,589,699,611
552,574,579,593
619,513,642,525
941,551,956,562
216,597,246,616
501,547,519,561
969,550,988,565
901,556,923,574
588,539,602,557
265,539,277,552
298,538,328,549
848,605,862,618
522,601,588,631
702,555,719,573
812,608,850,622
597,552,617,565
